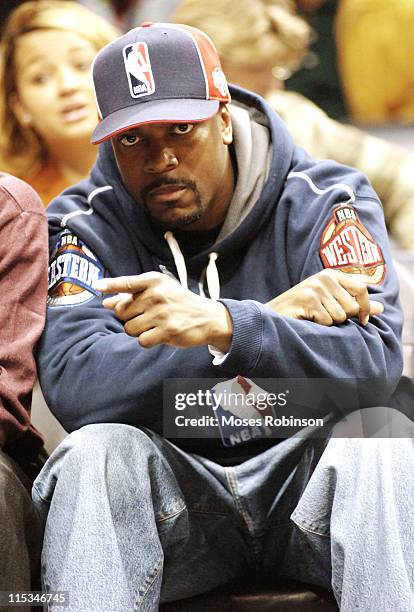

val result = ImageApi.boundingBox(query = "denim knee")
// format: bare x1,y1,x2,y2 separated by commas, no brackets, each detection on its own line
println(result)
64,423,158,468
330,406,414,439
33,423,160,507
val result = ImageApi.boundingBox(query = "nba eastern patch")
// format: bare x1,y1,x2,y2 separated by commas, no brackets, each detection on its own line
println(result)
48,231,104,307
123,42,155,98
319,205,385,284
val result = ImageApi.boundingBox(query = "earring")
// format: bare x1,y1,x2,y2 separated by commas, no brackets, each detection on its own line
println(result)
21,113,32,125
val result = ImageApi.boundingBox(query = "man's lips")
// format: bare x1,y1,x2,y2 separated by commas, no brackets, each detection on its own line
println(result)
147,185,189,203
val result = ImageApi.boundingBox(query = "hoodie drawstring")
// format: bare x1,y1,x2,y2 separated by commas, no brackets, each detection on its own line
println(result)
164,231,188,289
164,231,220,299
206,252,220,300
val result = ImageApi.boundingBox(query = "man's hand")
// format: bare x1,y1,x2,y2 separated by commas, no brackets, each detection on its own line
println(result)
94,272,233,351
266,269,384,326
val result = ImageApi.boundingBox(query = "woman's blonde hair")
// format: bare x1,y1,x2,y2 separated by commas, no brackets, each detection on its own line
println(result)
0,1,119,178
172,0,310,76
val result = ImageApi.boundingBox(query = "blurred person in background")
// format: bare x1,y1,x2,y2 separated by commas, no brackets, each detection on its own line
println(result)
0,1,119,205
78,0,180,31
0,0,24,34
287,0,346,119
335,0,414,124
171,0,414,250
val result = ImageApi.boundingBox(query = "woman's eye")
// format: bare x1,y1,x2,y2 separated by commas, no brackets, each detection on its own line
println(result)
119,133,140,146
30,73,49,85
75,60,91,71
171,124,194,135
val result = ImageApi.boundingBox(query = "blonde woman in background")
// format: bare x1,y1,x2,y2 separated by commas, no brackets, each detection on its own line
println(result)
0,1,119,205
172,0,414,250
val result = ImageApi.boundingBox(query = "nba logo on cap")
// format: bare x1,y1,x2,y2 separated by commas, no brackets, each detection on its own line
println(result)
123,42,155,98
91,22,231,144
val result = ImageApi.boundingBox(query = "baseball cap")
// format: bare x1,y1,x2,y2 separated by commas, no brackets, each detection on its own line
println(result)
91,22,231,144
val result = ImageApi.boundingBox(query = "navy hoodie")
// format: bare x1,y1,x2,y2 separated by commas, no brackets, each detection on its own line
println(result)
38,87,403,462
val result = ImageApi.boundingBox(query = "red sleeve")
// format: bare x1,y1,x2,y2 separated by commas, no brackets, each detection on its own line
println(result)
0,174,48,458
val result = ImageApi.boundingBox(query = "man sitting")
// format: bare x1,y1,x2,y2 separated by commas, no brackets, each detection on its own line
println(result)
34,23,413,611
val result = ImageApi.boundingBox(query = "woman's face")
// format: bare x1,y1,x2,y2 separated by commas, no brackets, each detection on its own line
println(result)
12,29,99,149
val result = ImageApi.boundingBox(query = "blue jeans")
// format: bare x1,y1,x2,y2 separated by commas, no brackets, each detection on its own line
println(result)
32,410,414,612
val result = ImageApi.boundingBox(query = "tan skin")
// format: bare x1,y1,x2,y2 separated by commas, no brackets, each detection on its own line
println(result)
11,30,98,183
97,109,383,351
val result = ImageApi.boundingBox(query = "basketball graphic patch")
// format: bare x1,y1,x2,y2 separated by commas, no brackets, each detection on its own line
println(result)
123,42,155,98
48,232,104,307
319,205,385,284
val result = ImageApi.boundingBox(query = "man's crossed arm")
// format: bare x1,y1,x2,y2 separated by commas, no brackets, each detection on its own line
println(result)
95,268,383,352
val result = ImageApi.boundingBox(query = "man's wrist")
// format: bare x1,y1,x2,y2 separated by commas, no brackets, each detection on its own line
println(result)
207,301,233,352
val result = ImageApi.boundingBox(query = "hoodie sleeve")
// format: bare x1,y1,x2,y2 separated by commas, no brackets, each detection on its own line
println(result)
38,217,219,432
217,169,403,406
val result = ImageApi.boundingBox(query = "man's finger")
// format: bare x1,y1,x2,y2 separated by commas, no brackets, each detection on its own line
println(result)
298,302,333,326
368,300,384,317
123,312,153,335
112,299,145,322
94,273,161,295
137,327,164,349
331,283,384,325
336,274,371,325
321,296,348,324
101,292,132,309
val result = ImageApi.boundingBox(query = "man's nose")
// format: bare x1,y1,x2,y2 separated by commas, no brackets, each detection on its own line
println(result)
144,145,178,174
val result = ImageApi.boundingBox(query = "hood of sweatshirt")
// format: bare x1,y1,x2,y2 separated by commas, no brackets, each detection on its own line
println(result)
48,86,295,280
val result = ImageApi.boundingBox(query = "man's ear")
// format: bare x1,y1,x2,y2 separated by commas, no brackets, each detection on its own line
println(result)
220,105,233,145
9,93,32,126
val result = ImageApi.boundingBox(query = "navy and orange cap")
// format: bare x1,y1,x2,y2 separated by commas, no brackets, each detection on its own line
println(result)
91,22,231,144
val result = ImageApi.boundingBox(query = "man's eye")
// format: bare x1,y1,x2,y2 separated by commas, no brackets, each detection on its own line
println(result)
119,133,140,146
171,124,194,135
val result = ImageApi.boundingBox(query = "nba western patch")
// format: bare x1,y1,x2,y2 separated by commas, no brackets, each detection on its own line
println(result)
319,205,385,284
48,232,104,307
123,42,155,98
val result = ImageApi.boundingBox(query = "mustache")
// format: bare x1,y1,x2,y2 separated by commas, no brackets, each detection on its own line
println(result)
142,177,198,199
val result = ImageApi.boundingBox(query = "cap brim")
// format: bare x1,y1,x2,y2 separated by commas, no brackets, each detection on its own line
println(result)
91,98,220,144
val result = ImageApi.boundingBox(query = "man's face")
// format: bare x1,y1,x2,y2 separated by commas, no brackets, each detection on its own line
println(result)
111,106,234,231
